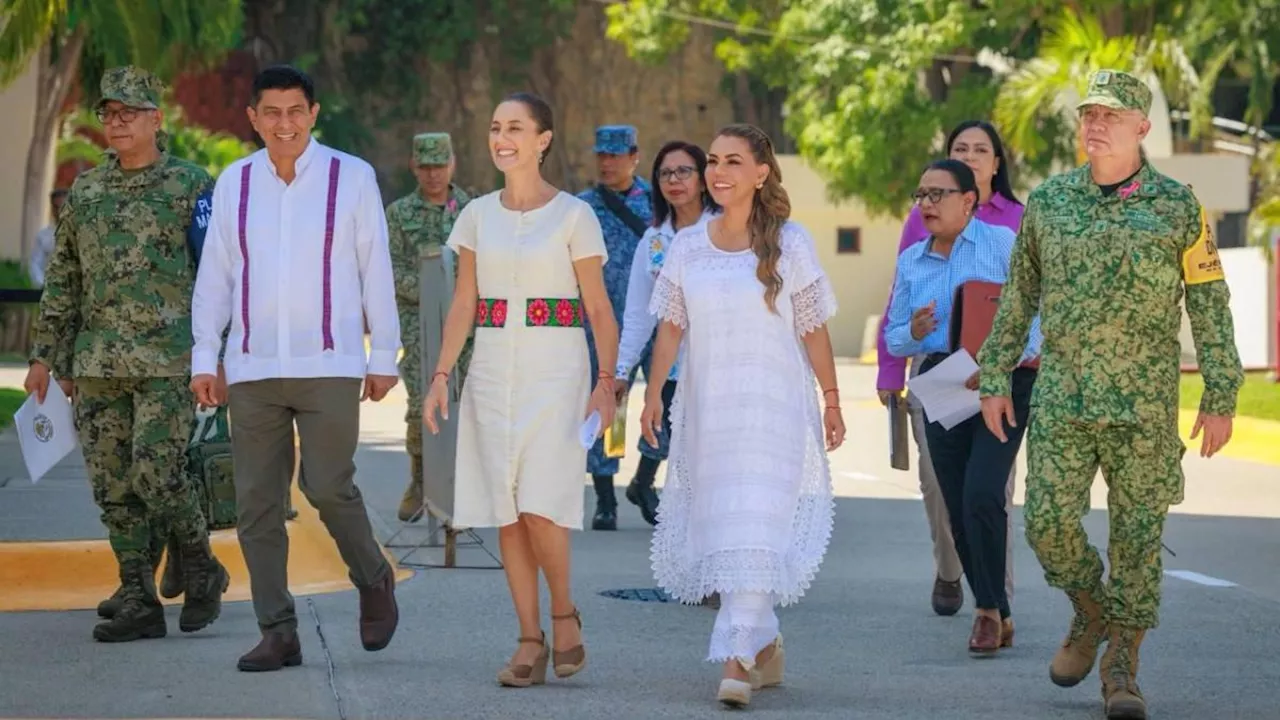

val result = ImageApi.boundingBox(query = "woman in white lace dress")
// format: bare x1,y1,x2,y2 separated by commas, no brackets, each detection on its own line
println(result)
640,124,845,708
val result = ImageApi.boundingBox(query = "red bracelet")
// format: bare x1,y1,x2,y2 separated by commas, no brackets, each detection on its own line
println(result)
825,405,840,411
432,371,448,382
823,388,839,396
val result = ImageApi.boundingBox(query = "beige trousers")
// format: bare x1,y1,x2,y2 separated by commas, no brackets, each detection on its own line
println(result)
908,357,1015,605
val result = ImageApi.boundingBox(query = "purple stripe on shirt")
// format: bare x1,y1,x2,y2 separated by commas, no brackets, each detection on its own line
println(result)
238,164,252,354
875,193,1025,390
321,157,341,351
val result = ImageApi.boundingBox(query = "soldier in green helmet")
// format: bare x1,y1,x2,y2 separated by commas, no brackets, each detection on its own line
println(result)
24,66,231,642
386,132,472,521
977,69,1243,720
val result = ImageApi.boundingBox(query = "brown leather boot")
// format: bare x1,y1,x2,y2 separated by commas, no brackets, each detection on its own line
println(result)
358,566,398,651
397,455,425,523
1100,627,1147,719
1050,589,1107,687
237,629,303,672
968,614,1001,655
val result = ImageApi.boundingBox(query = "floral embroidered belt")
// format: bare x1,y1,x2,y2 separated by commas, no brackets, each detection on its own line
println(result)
475,297,584,328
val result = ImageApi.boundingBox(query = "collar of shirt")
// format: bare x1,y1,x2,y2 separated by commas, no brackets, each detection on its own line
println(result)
264,135,322,182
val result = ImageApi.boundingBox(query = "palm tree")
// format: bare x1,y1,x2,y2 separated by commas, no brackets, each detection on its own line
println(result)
0,0,241,268
993,9,1208,174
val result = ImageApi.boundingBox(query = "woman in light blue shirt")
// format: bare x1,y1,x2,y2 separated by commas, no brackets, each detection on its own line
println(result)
614,140,719,526
886,158,1041,656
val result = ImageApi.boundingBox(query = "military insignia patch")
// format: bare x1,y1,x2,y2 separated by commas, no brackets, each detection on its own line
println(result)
1182,208,1226,285
1096,71,1111,85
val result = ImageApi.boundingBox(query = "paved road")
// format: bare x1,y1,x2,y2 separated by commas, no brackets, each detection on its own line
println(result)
0,363,1277,719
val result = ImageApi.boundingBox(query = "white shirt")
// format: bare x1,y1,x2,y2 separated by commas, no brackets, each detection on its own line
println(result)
191,138,401,384
615,208,716,380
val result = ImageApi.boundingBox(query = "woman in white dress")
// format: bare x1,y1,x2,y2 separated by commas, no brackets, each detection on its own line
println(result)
422,92,619,688
640,123,845,708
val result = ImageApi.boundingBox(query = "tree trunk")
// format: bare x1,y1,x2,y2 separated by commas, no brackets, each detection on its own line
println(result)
20,29,86,270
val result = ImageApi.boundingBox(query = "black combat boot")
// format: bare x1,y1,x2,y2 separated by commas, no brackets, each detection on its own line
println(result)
591,474,617,530
159,536,184,599
178,536,230,632
625,456,662,526
92,558,167,642
97,533,165,619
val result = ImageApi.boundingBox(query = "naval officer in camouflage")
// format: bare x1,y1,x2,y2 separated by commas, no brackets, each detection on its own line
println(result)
977,69,1243,720
577,124,653,530
387,132,472,522
24,66,230,643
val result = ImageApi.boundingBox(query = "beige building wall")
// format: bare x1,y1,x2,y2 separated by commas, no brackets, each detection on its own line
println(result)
776,155,902,358
0,57,53,262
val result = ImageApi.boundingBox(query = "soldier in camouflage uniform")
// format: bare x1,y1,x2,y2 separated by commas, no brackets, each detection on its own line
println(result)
387,132,472,522
977,70,1243,720
24,66,230,643
577,125,654,530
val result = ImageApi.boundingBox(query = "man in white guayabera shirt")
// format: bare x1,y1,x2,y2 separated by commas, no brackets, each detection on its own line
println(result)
190,65,402,672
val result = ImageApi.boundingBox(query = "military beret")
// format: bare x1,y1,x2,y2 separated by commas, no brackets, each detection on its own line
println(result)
413,133,454,165
593,125,638,155
1077,69,1153,116
98,66,163,110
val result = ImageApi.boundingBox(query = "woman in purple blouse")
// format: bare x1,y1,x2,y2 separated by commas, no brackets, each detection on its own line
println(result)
875,120,1025,620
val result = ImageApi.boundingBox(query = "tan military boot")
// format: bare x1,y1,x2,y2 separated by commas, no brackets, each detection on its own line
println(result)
1049,589,1107,687
1100,627,1147,719
397,455,425,523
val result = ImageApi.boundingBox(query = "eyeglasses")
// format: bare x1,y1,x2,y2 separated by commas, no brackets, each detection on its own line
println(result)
658,165,696,183
912,188,963,205
96,107,150,125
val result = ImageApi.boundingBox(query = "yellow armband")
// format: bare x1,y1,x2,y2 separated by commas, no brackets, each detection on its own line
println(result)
1182,207,1225,285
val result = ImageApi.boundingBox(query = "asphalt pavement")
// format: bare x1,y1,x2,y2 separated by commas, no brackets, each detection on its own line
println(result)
0,362,1277,720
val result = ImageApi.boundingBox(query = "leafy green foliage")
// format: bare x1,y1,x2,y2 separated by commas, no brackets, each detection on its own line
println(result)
56,104,253,178
0,387,25,431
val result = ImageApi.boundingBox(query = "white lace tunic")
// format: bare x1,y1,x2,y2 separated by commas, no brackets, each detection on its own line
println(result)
648,221,838,607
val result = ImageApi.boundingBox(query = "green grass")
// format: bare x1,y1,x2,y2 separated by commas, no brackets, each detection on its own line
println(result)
1181,371,1280,421
0,387,26,431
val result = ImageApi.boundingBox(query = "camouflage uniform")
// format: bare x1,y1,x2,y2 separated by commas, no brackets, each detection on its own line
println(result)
29,66,230,642
577,125,654,530
386,132,471,521
977,70,1243,718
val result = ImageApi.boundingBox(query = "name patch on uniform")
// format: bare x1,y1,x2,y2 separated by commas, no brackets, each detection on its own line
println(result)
1182,208,1225,285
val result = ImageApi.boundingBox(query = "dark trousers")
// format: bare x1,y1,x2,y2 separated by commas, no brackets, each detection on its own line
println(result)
923,362,1036,618
228,377,389,632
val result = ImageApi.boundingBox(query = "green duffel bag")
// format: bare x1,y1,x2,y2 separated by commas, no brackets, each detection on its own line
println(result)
188,405,238,531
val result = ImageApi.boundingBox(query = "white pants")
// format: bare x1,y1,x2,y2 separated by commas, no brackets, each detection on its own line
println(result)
708,592,780,667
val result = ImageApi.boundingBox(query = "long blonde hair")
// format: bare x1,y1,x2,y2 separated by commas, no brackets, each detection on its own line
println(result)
715,123,791,313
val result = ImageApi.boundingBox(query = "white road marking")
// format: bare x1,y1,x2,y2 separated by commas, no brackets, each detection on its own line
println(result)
1164,570,1237,588
840,471,880,482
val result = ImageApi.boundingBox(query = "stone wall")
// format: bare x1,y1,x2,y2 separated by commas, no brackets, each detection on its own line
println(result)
179,1,749,200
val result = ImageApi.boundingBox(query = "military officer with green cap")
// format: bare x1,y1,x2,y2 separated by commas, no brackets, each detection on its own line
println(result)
24,65,230,642
976,68,1243,720
386,132,472,522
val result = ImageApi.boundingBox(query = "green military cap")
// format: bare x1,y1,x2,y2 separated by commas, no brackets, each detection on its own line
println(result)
413,133,454,166
97,66,163,110
1077,69,1152,115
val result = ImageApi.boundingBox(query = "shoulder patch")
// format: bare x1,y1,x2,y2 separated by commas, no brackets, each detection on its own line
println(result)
1182,207,1225,285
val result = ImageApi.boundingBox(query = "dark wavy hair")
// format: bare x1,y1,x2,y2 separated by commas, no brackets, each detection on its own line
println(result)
649,140,719,228
945,120,1021,206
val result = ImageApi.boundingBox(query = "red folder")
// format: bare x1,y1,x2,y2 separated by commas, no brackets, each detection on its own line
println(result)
949,280,1040,369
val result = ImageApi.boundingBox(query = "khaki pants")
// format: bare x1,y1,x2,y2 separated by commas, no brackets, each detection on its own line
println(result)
228,377,388,632
908,357,1015,605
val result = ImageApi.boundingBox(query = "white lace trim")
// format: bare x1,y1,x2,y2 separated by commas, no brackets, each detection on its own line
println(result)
706,625,778,665
649,274,687,329
650,371,835,607
791,275,838,336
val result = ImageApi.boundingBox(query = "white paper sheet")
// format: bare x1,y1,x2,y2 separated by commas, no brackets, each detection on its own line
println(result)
906,350,981,431
13,380,79,483
579,410,602,449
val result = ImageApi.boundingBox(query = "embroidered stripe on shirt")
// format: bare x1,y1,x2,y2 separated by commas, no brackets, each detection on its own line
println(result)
322,157,340,351
237,164,252,353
